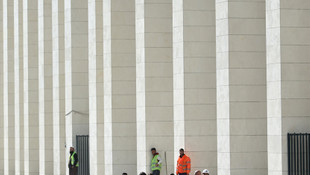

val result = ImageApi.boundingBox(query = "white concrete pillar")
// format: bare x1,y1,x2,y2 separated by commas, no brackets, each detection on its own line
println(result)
14,0,24,174
216,1,267,175
23,0,39,174
266,1,310,175
0,0,4,174
88,0,104,174
136,0,174,174
3,0,15,174
52,0,66,174
173,0,217,173
103,0,136,174
64,0,89,173
0,0,4,173
38,0,53,174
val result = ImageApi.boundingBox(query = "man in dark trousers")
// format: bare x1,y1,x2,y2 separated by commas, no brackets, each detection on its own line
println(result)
151,147,162,175
68,147,79,175
176,148,191,175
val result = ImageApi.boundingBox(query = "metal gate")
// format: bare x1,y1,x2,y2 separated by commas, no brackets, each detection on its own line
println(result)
288,133,310,175
76,135,90,175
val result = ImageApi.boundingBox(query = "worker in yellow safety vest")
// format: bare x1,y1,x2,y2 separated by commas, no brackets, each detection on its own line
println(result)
68,147,79,175
151,147,162,175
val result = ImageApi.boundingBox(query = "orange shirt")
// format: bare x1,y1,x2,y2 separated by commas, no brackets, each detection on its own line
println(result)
176,154,191,174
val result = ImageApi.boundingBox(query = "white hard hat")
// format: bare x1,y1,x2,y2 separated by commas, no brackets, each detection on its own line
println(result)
202,169,210,174
194,170,201,174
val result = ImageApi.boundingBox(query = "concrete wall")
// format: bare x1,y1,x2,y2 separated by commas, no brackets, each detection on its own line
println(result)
0,0,310,175
266,0,310,175
216,0,268,175
173,0,217,173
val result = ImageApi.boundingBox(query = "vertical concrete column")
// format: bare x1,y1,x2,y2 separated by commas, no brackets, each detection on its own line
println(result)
64,0,89,170
0,1,3,173
52,0,66,174
173,0,217,173
3,0,15,174
103,0,136,174
216,0,267,175
38,0,53,174
266,1,310,175
136,0,174,174
14,0,24,174
23,0,39,174
88,0,104,174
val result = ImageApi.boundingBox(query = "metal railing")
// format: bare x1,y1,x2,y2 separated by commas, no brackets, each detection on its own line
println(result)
76,135,90,175
288,133,310,175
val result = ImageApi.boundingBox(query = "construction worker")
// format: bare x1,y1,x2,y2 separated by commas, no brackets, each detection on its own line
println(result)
151,148,162,175
68,147,79,175
194,170,202,175
202,169,210,175
176,148,191,175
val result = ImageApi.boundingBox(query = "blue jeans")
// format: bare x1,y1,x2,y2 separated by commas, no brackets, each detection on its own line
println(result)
178,173,187,175
153,170,160,175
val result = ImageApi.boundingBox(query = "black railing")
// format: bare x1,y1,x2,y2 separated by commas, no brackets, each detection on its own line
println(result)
76,135,90,175
288,133,310,175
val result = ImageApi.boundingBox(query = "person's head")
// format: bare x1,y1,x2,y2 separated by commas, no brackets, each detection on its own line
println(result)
70,147,75,153
194,170,201,175
151,148,156,155
202,169,210,175
122,173,127,175
179,148,184,156
139,172,146,175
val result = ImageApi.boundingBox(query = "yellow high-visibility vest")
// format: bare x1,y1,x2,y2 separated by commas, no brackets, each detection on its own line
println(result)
151,155,161,171
70,152,79,167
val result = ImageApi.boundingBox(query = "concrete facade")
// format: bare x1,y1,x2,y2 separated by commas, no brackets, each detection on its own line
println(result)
0,0,309,175
173,0,217,173
216,1,268,175
266,0,310,175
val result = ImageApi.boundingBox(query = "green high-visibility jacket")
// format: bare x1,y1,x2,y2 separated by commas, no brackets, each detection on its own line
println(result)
151,154,162,171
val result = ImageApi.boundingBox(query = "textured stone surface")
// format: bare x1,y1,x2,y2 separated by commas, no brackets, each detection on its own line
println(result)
64,1,89,175
14,0,24,174
88,0,104,174
266,0,310,175
23,0,40,174
64,0,89,152
103,0,137,174
3,0,15,174
216,0,267,175
136,0,174,174
38,0,53,174
0,1,3,173
173,0,217,173
52,0,66,174
0,1,309,175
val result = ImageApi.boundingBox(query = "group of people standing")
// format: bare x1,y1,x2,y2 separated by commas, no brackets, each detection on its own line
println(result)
68,146,210,175
134,148,210,175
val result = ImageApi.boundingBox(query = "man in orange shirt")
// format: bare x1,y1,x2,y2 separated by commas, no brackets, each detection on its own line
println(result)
176,148,191,175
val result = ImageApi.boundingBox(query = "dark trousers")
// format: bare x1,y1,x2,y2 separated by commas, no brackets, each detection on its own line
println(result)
178,173,187,175
153,170,160,175
69,167,78,175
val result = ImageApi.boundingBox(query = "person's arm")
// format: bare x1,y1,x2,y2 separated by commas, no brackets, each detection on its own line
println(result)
73,153,79,166
68,156,72,168
157,155,162,165
186,157,191,175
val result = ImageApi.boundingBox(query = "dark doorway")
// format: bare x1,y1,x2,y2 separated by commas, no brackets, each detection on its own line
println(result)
76,135,90,175
288,133,310,175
